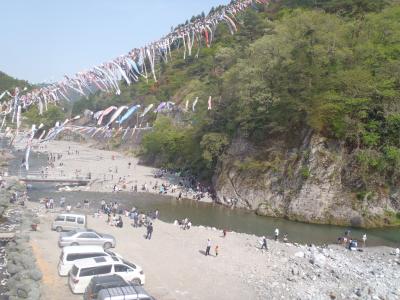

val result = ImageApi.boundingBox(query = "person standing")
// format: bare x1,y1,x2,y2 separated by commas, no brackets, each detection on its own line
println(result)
146,223,153,240
205,239,211,256
261,236,268,250
215,245,219,257
362,233,367,247
274,228,279,241
133,212,139,228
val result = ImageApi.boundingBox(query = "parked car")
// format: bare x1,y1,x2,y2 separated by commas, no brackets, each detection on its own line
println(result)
97,285,154,300
52,213,86,232
69,256,145,294
58,245,122,276
83,274,128,300
58,229,116,249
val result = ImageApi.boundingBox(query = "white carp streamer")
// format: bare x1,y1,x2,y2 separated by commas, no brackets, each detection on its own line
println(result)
0,0,268,121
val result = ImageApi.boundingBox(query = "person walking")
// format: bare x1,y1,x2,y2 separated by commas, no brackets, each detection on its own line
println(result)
146,223,153,240
274,228,279,241
261,236,268,250
215,245,219,257
205,239,211,256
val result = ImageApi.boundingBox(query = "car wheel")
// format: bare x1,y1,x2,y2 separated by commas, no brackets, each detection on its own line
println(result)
56,226,62,232
71,242,79,246
131,278,141,285
103,242,112,249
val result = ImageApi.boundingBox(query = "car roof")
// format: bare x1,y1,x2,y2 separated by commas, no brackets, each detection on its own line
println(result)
98,285,151,298
62,245,104,254
57,213,86,218
74,256,122,268
72,228,96,233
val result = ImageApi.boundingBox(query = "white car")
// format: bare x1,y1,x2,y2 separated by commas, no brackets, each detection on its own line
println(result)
69,256,145,294
58,245,122,276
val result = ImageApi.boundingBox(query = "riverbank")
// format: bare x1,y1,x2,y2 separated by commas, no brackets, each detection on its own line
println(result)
0,177,42,299
28,201,400,300
13,139,213,203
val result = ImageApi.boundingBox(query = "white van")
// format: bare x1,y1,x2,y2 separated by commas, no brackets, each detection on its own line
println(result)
52,213,87,232
69,256,145,294
58,245,122,276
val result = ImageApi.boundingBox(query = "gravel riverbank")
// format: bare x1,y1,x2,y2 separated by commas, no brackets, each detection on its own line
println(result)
0,178,42,300
28,202,400,300
14,139,213,203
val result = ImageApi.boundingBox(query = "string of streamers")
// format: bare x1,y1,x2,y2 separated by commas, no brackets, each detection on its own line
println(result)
0,0,268,122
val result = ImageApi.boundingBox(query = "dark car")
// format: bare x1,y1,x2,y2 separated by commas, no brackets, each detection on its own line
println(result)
83,274,127,300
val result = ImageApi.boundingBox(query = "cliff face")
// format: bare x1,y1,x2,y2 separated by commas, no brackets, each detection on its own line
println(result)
213,131,400,228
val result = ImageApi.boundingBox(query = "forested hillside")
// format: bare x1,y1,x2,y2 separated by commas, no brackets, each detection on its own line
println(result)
71,0,400,226
0,71,29,92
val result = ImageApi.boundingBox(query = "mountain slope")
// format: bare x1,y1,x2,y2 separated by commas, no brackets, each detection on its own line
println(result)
70,0,400,227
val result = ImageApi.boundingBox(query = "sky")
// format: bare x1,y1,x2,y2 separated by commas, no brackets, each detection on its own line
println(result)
0,0,229,84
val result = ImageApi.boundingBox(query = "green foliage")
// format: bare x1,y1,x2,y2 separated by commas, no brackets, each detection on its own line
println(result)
0,71,29,92
300,166,311,179
70,0,400,187
23,105,65,130
200,133,229,168
236,158,280,173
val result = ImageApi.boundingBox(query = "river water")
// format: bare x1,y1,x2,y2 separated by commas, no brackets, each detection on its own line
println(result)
2,137,400,247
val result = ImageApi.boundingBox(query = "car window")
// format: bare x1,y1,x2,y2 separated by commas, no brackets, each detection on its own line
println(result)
67,254,82,261
66,216,76,222
122,260,136,269
105,249,116,257
80,267,99,277
114,264,129,272
55,216,65,221
64,230,77,237
78,233,98,239
66,253,106,261
93,265,112,275
80,265,112,277
77,217,85,224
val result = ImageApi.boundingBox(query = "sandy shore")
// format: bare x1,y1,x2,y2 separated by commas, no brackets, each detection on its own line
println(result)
27,201,400,300
14,139,212,203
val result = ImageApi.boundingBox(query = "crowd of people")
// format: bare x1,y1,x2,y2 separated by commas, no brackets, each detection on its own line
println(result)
337,230,368,250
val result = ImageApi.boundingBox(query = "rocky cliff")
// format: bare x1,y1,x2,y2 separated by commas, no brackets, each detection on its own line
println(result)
213,130,400,228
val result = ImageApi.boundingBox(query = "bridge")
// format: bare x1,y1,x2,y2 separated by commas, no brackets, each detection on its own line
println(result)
19,177,90,185
16,170,91,186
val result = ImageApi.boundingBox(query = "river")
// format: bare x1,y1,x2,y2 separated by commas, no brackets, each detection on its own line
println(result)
2,137,400,247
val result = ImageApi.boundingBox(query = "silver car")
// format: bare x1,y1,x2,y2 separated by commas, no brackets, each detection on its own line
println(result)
58,229,116,249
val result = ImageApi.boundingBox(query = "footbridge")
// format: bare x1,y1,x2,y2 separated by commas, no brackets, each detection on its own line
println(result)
17,171,90,186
